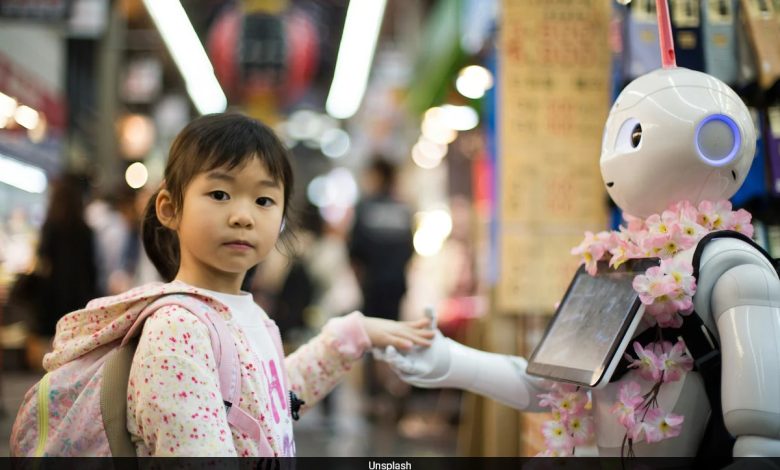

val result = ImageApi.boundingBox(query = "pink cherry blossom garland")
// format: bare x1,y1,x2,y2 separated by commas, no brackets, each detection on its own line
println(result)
536,200,753,456
535,382,594,456
613,338,694,456
571,200,753,278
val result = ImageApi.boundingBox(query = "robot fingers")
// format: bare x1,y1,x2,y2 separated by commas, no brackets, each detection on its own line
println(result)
424,306,438,330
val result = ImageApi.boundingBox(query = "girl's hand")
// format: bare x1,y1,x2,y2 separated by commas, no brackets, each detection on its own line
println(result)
361,317,435,351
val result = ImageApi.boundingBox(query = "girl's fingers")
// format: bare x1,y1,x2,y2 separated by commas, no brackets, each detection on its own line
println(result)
402,324,435,338
408,333,435,344
396,330,432,346
405,318,433,328
392,337,415,351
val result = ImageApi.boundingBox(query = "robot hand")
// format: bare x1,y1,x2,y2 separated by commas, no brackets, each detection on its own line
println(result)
372,330,453,386
372,307,453,385
373,307,549,411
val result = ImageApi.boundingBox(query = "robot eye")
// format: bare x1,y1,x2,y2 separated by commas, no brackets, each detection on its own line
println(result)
630,124,642,148
695,114,740,167
614,118,642,152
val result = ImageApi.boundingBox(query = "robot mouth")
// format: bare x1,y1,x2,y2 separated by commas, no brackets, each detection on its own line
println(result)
606,181,614,188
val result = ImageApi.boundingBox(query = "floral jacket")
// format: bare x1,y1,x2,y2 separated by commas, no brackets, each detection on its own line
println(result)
42,281,371,456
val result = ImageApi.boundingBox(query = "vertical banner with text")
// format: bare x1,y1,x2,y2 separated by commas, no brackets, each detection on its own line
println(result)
496,0,612,315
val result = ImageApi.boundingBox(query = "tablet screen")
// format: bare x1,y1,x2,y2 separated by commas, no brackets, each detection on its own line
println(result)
527,259,658,387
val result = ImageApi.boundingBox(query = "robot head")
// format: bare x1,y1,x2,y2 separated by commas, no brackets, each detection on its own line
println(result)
600,67,756,218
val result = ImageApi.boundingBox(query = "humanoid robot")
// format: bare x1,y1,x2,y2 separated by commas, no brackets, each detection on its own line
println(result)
377,4,780,459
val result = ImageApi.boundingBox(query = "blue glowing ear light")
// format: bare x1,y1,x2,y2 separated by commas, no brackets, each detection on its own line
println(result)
695,114,740,167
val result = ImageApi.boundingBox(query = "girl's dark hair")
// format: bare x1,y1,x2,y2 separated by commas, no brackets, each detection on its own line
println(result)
142,113,295,281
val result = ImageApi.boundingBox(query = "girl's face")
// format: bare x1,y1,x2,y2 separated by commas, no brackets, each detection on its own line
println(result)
162,156,285,293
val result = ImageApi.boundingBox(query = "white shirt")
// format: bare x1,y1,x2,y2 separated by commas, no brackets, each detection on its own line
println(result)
194,285,295,455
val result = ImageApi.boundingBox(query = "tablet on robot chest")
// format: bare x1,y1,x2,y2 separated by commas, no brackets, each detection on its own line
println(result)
527,258,658,389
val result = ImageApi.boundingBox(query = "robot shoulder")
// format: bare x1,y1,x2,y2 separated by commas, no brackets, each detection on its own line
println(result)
692,230,779,327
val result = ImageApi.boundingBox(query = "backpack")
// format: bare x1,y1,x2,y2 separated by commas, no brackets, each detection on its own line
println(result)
612,230,780,464
10,293,263,456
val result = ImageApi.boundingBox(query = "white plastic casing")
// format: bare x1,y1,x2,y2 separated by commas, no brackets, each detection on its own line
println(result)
600,67,756,218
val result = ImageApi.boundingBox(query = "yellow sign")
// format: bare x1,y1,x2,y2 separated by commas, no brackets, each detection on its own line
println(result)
497,0,610,314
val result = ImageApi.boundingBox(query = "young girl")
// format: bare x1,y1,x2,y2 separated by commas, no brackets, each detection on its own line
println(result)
37,113,433,457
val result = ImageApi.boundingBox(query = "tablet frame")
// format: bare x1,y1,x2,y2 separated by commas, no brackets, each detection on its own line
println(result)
526,258,659,389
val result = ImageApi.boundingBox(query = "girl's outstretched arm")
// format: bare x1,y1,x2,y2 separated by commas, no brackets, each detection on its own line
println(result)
284,313,433,414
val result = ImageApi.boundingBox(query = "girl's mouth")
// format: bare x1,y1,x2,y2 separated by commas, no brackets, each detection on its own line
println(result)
224,240,254,250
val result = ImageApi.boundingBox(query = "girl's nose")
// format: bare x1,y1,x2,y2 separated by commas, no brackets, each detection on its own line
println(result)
229,206,254,228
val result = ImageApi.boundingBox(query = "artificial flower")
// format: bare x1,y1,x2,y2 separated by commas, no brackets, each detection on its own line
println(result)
625,342,662,381
729,209,754,237
571,231,610,275
642,408,684,443
542,420,574,452
610,381,644,428
659,340,694,382
697,200,732,231
567,415,595,446
659,258,696,296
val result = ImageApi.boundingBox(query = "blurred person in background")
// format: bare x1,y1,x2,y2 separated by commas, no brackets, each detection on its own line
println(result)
1,208,41,352
105,186,143,294
1,208,39,276
348,157,414,421
86,185,159,295
27,173,98,368
304,204,362,331
85,190,129,296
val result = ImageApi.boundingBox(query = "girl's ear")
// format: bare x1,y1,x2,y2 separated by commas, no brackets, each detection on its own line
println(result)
156,189,179,230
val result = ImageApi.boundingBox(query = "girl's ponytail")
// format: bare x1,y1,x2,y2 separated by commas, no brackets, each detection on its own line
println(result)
141,190,179,282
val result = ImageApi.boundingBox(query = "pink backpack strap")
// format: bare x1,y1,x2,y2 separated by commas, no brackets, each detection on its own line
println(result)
122,294,262,442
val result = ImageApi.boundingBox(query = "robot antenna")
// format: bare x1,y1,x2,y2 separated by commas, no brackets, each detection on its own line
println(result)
655,0,677,68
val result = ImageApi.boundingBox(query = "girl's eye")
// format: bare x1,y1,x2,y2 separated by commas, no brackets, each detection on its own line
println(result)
209,191,230,201
256,197,275,207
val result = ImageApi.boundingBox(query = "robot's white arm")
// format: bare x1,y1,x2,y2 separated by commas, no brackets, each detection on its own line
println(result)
376,330,549,412
696,238,780,457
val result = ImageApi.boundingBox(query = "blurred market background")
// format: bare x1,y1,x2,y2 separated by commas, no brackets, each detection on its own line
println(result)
1,0,779,457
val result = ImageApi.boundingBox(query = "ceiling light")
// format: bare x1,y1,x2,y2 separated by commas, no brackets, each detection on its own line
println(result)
325,0,387,119
141,0,227,114
0,152,47,193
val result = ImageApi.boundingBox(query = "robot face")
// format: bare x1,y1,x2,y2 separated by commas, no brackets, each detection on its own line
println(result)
600,68,756,218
